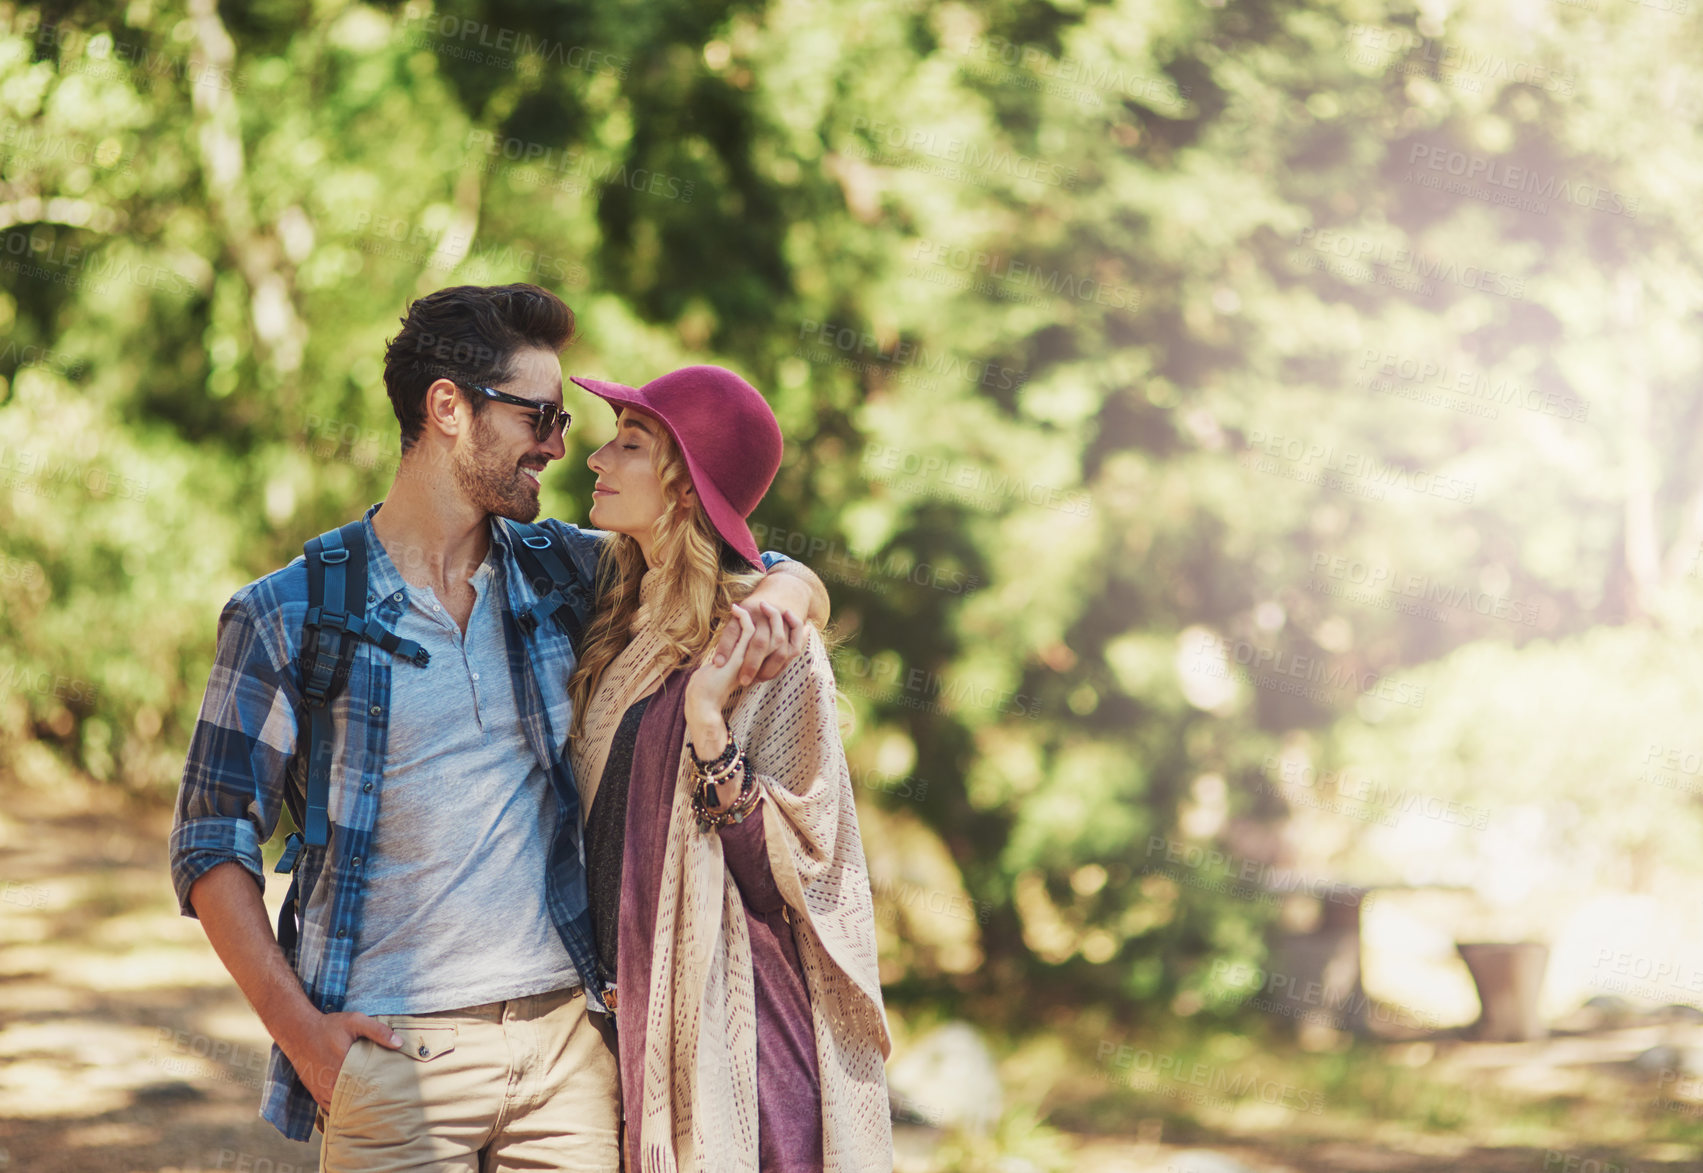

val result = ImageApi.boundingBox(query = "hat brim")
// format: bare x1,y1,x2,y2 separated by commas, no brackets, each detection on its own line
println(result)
569,375,763,567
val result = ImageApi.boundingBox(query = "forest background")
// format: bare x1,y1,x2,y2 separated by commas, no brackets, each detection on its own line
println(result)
5,0,1703,1168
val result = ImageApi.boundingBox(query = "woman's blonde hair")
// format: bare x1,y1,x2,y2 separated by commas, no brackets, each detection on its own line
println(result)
568,417,763,736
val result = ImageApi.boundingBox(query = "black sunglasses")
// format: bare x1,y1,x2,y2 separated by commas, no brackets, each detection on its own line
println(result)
458,382,571,442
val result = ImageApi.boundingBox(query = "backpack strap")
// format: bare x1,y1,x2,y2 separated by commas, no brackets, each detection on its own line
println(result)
273,519,434,959
507,521,590,658
274,521,429,877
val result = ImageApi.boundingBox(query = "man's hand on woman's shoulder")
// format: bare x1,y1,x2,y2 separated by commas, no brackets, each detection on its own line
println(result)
712,577,813,686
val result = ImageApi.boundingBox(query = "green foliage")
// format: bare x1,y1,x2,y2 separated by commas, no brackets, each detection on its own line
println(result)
2,0,1698,1014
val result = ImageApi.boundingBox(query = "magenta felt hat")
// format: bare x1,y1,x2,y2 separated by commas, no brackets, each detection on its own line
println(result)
570,364,783,566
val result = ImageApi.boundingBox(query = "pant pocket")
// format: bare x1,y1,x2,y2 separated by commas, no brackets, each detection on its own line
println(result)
326,1038,375,1124
382,1023,458,1064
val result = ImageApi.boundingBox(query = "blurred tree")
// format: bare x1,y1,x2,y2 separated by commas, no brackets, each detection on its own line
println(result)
4,0,1702,1022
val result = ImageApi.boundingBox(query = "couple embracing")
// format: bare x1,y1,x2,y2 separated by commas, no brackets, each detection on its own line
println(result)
170,283,892,1171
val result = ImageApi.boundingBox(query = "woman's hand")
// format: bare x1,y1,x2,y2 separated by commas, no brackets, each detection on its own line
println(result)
710,592,807,686
686,605,755,807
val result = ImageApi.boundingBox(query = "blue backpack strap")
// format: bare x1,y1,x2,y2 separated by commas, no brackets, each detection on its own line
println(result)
507,521,590,657
273,520,431,957
275,522,429,874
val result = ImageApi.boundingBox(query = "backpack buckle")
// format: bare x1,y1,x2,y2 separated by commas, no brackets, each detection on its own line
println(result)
320,548,351,565
275,831,304,874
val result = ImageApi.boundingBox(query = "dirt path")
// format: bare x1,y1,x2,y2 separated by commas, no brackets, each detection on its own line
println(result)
0,778,318,1172
2,775,1699,1173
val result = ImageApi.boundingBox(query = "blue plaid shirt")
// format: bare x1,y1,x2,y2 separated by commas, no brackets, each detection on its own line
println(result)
169,505,608,1141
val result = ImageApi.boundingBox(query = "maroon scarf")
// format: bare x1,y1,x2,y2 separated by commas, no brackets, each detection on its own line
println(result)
615,668,692,1165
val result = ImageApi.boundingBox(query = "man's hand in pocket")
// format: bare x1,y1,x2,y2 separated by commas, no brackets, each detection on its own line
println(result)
281,1011,403,1109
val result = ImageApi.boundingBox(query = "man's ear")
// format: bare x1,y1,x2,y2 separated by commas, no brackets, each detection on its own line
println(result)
424,378,466,439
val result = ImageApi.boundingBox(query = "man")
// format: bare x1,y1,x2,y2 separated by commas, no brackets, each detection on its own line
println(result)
170,283,826,1168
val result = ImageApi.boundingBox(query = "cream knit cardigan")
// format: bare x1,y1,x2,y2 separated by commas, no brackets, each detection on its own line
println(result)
572,588,893,1173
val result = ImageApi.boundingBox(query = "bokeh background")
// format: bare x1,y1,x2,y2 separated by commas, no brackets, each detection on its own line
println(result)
3,0,1703,1169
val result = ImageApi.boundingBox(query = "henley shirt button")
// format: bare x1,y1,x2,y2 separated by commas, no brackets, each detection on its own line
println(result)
392,591,403,602
351,857,362,867
363,781,374,793
370,705,382,716
337,928,347,939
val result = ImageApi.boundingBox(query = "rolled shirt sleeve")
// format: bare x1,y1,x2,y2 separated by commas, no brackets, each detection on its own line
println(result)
170,592,301,917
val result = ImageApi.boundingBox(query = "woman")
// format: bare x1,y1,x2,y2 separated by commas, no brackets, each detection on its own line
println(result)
565,365,892,1173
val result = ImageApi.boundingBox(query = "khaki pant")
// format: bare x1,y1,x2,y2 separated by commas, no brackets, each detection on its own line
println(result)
319,986,620,1172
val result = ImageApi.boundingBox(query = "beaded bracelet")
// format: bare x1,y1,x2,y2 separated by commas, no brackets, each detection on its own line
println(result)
692,749,742,807
694,755,758,830
699,751,744,784
687,736,739,775
703,785,761,830
693,764,732,813
721,772,764,825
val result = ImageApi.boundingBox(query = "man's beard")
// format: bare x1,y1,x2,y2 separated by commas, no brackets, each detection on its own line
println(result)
451,413,542,522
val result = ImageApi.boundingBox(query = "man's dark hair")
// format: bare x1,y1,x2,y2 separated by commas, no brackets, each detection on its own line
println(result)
383,283,576,452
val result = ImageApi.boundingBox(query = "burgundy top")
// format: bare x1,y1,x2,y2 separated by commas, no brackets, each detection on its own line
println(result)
602,670,823,1171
